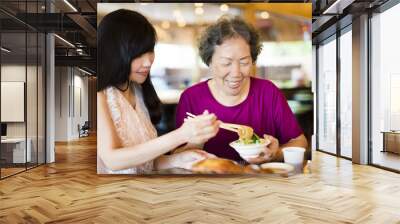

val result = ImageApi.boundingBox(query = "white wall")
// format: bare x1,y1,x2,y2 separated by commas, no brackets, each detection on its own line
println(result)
1,82,24,122
55,67,69,141
1,65,35,138
69,72,89,139
54,67,89,141
1,64,45,163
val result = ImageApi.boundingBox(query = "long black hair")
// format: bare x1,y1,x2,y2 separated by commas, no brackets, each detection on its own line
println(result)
97,9,161,124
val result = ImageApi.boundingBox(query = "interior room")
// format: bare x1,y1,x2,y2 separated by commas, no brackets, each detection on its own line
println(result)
1,5,46,178
0,1,399,223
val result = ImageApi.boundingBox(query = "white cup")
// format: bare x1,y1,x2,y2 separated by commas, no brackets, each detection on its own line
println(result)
282,147,306,173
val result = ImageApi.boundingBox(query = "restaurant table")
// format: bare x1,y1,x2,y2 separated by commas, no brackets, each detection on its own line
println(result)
123,161,312,177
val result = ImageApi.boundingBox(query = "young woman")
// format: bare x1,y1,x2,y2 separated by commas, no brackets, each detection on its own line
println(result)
97,9,220,174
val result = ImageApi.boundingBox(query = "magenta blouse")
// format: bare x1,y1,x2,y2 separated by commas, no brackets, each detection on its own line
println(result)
175,77,303,162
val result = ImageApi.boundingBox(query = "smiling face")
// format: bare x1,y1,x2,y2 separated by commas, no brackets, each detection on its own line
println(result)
129,51,155,84
209,36,253,96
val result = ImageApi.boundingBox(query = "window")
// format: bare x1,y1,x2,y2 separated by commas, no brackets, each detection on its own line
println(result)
317,37,337,154
371,3,400,171
339,28,352,158
0,1,46,179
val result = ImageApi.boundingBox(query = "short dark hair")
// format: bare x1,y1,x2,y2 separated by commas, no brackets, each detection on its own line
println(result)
97,9,161,124
198,16,262,66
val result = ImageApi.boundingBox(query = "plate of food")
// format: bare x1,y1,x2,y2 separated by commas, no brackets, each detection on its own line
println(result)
191,158,245,174
260,162,294,174
191,158,272,174
191,158,280,175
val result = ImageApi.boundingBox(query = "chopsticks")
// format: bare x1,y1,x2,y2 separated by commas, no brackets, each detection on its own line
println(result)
186,112,239,133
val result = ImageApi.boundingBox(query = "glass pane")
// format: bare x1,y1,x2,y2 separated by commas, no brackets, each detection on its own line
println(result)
27,0,38,169
1,30,27,177
340,29,352,158
371,4,400,171
27,31,38,169
317,38,337,154
38,32,45,165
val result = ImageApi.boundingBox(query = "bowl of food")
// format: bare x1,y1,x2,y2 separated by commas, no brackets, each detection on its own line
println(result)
229,133,270,160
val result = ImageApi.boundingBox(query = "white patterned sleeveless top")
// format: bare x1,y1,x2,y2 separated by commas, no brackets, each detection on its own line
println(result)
97,83,158,174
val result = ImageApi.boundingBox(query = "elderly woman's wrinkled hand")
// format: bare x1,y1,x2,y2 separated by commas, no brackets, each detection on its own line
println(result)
245,134,280,164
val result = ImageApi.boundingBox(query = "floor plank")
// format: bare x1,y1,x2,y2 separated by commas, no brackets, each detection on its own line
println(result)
1,135,400,223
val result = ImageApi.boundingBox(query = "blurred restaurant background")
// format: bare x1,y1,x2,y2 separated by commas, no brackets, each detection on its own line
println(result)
98,3,313,146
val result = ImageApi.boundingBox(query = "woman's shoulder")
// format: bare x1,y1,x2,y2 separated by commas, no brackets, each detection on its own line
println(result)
98,86,115,96
97,87,116,111
97,86,123,111
97,91,106,104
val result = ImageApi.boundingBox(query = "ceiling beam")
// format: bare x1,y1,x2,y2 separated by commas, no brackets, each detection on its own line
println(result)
55,55,96,73
67,13,97,39
66,13,97,47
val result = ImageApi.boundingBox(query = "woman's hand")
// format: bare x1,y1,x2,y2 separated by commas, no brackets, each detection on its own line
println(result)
179,110,220,146
171,149,216,170
245,134,280,164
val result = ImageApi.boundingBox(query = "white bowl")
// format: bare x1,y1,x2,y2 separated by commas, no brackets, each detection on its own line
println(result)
229,141,269,160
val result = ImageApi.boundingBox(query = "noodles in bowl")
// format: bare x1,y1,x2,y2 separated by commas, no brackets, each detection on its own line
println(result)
230,133,270,160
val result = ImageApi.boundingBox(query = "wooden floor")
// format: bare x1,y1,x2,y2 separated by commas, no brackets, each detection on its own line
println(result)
1,135,400,224
1,167,26,178
1,163,45,178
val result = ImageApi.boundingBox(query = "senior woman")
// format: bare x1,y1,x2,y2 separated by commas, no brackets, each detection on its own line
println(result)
175,16,308,164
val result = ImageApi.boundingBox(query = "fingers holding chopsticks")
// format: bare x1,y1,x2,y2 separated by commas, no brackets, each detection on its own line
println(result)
185,110,217,125
185,111,240,134
181,110,220,144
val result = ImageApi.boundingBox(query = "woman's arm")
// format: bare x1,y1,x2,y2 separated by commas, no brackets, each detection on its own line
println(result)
98,92,187,171
98,92,219,171
155,149,217,170
271,134,308,162
175,94,215,153
269,86,308,162
172,142,204,154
